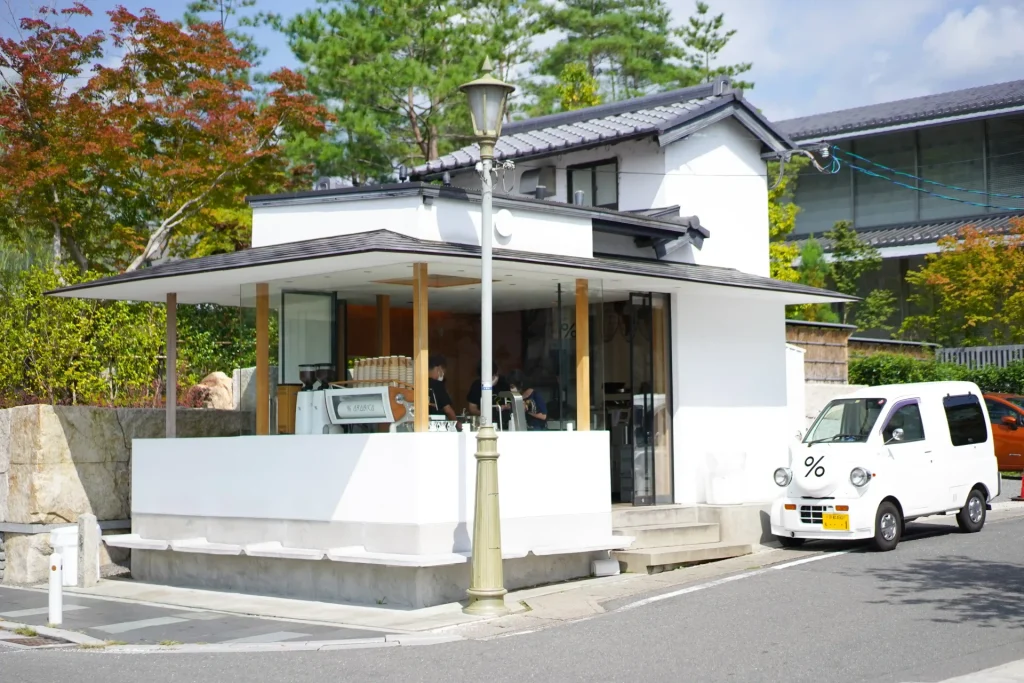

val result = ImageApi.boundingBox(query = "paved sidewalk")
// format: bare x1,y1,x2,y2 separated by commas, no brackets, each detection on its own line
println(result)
919,658,1024,682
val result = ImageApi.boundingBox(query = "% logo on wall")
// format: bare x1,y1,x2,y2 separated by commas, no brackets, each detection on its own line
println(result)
804,456,825,478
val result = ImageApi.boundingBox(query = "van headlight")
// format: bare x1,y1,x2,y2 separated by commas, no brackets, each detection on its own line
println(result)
850,467,871,487
774,467,793,487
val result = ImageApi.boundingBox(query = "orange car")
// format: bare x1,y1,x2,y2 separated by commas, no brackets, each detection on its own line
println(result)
983,394,1024,471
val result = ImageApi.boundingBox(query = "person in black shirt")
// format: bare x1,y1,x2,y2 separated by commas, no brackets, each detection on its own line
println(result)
428,354,457,422
466,361,511,419
507,370,547,431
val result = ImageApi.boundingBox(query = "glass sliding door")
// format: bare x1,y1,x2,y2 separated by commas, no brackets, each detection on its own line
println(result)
280,291,336,385
629,292,673,506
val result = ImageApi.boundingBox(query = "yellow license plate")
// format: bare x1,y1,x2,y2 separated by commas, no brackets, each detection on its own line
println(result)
822,513,849,531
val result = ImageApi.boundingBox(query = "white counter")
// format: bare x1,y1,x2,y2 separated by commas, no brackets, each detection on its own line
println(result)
125,431,624,563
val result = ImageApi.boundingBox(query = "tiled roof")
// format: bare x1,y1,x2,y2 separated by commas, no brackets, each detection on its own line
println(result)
776,79,1024,142
788,211,1024,251
50,230,851,302
411,79,794,177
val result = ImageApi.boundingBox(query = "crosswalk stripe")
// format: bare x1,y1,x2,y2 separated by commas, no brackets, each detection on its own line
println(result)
0,605,89,618
95,617,187,634
172,612,224,621
221,631,310,644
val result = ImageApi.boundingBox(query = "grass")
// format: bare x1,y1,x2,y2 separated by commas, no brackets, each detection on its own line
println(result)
106,641,127,646
79,643,108,650
375,597,387,605
159,640,182,647
14,627,38,637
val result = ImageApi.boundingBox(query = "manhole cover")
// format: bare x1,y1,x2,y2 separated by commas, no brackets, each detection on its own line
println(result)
4,635,70,647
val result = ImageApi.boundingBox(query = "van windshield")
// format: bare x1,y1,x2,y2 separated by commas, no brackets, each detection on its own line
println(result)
804,398,888,444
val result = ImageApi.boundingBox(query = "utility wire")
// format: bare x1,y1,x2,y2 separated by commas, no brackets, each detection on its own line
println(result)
842,160,1024,212
833,146,1024,200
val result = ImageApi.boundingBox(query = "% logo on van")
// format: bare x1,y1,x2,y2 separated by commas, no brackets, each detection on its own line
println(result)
804,456,825,478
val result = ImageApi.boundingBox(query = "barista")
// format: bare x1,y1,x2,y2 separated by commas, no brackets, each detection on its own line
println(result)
467,362,511,427
507,370,547,431
428,354,458,422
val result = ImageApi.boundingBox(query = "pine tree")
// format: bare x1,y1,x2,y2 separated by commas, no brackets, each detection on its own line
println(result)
679,1,753,90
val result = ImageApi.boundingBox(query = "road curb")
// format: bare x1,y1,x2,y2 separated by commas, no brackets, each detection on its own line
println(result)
92,633,463,655
0,620,107,647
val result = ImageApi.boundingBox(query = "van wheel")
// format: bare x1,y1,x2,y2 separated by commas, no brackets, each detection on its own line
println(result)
778,536,805,548
872,502,902,552
956,488,986,533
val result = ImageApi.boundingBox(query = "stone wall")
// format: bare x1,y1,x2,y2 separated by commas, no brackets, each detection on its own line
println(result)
0,405,253,584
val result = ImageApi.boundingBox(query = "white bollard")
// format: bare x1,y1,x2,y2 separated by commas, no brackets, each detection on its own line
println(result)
48,553,63,626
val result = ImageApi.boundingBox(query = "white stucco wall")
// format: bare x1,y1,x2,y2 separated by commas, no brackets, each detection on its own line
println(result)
671,290,790,505
251,195,593,259
660,118,770,277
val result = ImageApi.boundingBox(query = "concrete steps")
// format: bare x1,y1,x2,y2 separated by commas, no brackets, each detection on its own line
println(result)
613,522,719,548
614,542,754,574
611,505,754,574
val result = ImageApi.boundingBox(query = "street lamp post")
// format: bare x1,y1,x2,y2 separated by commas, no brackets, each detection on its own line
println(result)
460,58,515,617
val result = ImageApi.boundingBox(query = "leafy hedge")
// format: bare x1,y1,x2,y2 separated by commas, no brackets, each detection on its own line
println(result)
849,353,1024,394
0,265,276,408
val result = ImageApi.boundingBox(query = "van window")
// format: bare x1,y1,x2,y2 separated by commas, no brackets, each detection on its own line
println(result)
882,402,926,443
804,398,887,444
985,399,1015,423
943,394,989,447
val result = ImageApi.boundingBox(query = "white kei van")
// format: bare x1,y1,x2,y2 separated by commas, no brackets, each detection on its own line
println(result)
770,381,1000,551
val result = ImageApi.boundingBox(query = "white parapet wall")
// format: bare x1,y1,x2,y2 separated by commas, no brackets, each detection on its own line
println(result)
123,431,624,607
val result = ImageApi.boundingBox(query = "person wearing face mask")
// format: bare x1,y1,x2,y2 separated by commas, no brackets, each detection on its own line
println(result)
466,361,511,425
428,354,458,423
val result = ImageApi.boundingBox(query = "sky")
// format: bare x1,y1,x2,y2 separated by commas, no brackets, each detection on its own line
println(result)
5,0,1024,122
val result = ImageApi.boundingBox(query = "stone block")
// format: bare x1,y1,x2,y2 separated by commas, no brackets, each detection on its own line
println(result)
78,513,100,588
1,531,52,585
233,366,278,414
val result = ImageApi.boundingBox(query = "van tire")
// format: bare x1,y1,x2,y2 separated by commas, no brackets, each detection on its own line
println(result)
777,536,805,548
872,502,902,552
956,488,986,533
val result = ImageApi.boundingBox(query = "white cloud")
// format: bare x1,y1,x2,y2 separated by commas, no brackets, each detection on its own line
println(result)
923,4,1024,76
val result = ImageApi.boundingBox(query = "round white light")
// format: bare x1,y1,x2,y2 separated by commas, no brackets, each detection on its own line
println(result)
774,467,793,487
494,209,514,238
850,467,871,487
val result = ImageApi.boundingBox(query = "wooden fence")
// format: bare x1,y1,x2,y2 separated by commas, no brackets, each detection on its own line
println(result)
936,344,1024,369
785,320,855,384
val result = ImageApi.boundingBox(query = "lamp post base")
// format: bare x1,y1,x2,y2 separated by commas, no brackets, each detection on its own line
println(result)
463,424,509,617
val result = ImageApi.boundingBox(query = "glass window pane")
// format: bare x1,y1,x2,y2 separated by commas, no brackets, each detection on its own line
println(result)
919,121,986,220
570,168,593,206
594,163,618,208
883,402,925,443
282,292,334,385
987,115,1024,210
943,394,989,447
853,132,917,228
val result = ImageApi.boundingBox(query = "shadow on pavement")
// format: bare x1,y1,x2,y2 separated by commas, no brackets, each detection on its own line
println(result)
861,545,1024,628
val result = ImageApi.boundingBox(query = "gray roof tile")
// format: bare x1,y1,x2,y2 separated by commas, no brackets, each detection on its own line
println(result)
777,79,1024,141
412,80,794,177
788,211,1024,251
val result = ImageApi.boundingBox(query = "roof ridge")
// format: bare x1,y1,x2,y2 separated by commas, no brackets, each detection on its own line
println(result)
501,79,727,137
779,78,1024,126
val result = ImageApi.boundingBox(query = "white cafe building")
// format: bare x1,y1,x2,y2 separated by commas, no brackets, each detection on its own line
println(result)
50,77,851,609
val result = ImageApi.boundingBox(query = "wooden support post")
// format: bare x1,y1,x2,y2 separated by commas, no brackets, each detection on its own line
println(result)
413,264,429,432
166,293,177,438
256,283,270,436
575,279,590,431
377,294,391,356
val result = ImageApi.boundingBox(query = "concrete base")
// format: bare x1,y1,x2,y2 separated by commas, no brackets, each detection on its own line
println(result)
131,549,609,609
696,503,774,546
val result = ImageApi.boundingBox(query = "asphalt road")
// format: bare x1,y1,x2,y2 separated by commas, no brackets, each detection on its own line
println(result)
4,515,1024,683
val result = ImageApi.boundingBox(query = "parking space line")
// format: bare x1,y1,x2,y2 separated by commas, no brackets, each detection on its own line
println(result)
95,617,188,634
0,605,89,618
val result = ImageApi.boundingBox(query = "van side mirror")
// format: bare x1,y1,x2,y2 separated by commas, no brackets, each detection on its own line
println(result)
1002,415,1020,430
886,428,904,444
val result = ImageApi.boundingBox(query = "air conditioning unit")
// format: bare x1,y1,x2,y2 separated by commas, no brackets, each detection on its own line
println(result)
314,176,350,191
518,167,556,199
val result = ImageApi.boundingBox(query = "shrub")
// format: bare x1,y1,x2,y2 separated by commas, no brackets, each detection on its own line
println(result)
849,353,1024,394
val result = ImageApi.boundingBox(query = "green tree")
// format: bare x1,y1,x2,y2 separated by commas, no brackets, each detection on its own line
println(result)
825,220,895,329
767,155,807,282
558,62,601,111
789,237,838,323
532,0,698,111
902,219,1024,346
679,1,753,90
